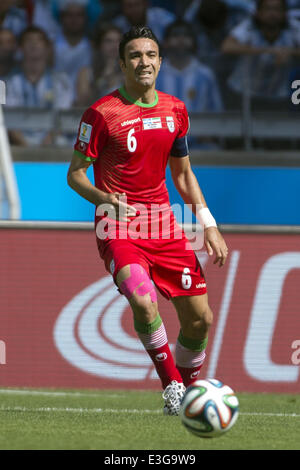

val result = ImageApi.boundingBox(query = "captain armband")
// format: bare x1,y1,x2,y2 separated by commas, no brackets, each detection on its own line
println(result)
170,135,189,157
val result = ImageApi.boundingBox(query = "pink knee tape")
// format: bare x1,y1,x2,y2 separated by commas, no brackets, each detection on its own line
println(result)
120,264,157,302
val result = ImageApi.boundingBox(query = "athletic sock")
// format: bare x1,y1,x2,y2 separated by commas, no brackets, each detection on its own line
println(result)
175,330,208,387
134,314,183,389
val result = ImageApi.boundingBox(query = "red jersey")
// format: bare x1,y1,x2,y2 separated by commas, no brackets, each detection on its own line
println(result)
74,87,189,206
74,87,190,247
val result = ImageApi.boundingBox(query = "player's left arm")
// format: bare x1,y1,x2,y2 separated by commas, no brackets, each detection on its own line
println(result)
169,155,228,267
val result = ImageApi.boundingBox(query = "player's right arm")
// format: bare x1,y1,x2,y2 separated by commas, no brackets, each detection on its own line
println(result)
67,152,108,206
67,152,136,220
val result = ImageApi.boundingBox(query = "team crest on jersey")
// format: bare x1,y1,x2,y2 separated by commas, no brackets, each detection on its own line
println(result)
79,122,92,143
142,117,162,130
166,116,175,133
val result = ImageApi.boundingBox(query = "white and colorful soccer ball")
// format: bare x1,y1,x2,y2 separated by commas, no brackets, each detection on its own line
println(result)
179,379,239,438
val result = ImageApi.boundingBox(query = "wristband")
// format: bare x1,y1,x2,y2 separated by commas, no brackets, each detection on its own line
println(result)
196,207,217,229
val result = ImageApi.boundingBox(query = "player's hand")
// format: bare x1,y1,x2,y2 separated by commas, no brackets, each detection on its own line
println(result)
105,192,137,222
204,227,228,267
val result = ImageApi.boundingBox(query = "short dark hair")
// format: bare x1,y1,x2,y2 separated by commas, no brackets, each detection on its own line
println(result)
92,23,122,48
119,26,161,62
19,26,51,47
256,0,287,10
254,0,287,29
163,20,197,53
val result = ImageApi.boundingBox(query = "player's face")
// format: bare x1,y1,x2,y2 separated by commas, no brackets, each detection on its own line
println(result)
120,38,161,89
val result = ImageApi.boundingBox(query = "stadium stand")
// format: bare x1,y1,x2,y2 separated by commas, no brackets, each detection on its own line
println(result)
0,28,18,81
53,0,92,99
0,0,29,37
156,20,223,113
221,0,300,111
75,24,123,106
113,0,176,42
4,26,73,146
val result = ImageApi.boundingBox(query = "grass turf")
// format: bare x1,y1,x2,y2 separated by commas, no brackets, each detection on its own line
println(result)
0,388,299,450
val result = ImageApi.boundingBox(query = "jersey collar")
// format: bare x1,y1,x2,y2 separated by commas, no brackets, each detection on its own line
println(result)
119,86,158,108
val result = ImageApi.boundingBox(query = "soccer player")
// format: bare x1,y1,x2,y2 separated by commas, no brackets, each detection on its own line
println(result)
67,26,228,415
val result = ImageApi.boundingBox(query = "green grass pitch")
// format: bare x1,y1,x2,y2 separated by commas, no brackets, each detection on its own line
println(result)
0,388,299,450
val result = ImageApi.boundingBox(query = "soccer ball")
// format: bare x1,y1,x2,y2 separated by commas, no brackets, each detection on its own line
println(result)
179,379,239,438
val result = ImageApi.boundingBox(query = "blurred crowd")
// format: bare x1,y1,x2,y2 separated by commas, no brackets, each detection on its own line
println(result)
0,0,300,146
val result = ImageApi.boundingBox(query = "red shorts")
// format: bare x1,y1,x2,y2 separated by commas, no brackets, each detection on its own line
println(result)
98,235,207,300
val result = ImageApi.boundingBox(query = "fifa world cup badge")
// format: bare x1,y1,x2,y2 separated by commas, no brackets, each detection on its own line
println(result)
79,122,92,143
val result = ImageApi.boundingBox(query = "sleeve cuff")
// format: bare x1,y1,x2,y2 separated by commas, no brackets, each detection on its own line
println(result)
74,150,97,162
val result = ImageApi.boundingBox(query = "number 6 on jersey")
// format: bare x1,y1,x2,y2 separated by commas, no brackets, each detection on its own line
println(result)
127,128,137,152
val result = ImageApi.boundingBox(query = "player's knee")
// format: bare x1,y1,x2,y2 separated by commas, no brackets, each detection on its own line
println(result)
118,263,157,308
190,306,213,336
129,294,157,323
119,263,158,323
202,306,213,330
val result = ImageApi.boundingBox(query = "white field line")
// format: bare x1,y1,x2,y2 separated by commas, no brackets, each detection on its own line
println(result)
0,405,299,418
240,412,300,418
0,389,128,399
0,406,161,414
0,389,299,418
